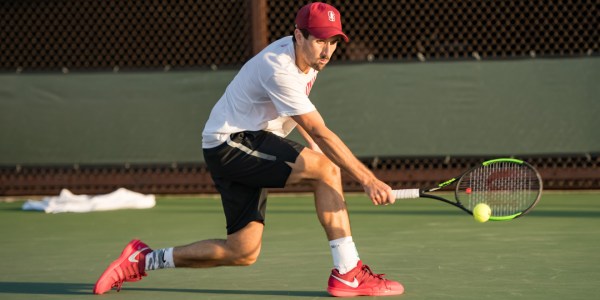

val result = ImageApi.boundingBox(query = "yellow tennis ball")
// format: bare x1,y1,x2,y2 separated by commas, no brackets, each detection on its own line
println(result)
473,203,491,223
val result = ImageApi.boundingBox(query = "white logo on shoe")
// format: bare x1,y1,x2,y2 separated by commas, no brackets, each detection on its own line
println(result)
128,247,149,263
331,275,359,288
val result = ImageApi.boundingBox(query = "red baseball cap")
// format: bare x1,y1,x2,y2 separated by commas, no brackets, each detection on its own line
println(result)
295,2,349,42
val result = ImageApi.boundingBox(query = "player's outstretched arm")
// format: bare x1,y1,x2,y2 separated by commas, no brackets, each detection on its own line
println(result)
292,111,394,205
296,124,323,153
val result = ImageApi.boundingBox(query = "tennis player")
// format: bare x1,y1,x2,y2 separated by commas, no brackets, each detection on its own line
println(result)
94,2,404,297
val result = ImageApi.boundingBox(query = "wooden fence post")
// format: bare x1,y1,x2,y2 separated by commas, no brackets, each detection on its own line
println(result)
249,0,268,55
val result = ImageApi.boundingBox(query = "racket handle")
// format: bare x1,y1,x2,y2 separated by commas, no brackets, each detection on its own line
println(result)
392,189,420,199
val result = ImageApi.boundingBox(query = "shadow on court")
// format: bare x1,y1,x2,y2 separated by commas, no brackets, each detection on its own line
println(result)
0,282,93,295
0,282,327,298
130,287,327,297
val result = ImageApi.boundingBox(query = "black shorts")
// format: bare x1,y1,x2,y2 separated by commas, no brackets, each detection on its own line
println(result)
203,131,304,235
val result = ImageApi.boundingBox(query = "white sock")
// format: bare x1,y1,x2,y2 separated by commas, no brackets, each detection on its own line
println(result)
145,247,175,271
329,236,360,274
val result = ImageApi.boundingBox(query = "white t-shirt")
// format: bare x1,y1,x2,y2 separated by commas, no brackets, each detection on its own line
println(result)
202,36,318,148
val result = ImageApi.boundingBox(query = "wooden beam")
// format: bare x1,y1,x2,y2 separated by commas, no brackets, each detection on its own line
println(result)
249,0,268,55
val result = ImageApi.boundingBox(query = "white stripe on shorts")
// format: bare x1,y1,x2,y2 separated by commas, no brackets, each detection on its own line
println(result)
226,136,276,161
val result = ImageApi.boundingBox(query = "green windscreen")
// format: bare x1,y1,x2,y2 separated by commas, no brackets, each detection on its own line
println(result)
1,58,598,164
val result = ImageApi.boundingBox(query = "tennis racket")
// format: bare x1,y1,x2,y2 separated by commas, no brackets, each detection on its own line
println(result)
392,158,543,221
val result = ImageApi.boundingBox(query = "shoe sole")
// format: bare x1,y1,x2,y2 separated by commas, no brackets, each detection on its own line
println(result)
327,286,405,297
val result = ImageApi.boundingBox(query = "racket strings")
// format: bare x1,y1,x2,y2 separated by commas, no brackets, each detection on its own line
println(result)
458,162,540,216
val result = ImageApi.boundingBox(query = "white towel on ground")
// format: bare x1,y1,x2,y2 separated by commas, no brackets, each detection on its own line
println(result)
22,188,156,213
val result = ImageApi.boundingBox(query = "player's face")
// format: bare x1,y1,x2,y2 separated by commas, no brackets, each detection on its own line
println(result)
295,30,339,72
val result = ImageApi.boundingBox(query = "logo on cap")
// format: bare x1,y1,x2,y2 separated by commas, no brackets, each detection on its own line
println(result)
328,11,336,22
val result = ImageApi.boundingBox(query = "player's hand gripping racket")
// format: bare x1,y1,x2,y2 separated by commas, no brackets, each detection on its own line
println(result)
392,158,543,221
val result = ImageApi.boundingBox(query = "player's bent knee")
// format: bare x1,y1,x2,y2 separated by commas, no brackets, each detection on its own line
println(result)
316,157,340,181
230,251,260,266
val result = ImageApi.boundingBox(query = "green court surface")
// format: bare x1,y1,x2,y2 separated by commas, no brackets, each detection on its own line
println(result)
1,191,599,299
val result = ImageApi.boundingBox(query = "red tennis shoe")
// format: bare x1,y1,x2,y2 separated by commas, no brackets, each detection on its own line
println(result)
93,239,152,295
327,260,404,297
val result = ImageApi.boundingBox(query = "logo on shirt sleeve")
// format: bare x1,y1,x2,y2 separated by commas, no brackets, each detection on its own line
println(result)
306,74,318,95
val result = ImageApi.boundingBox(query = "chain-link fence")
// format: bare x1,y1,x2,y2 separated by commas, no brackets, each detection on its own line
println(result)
1,0,598,72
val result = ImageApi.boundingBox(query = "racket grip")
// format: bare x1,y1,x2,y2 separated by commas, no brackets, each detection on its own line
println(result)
392,189,420,199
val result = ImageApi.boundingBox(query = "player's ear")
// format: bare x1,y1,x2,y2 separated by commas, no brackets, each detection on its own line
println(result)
294,29,304,43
